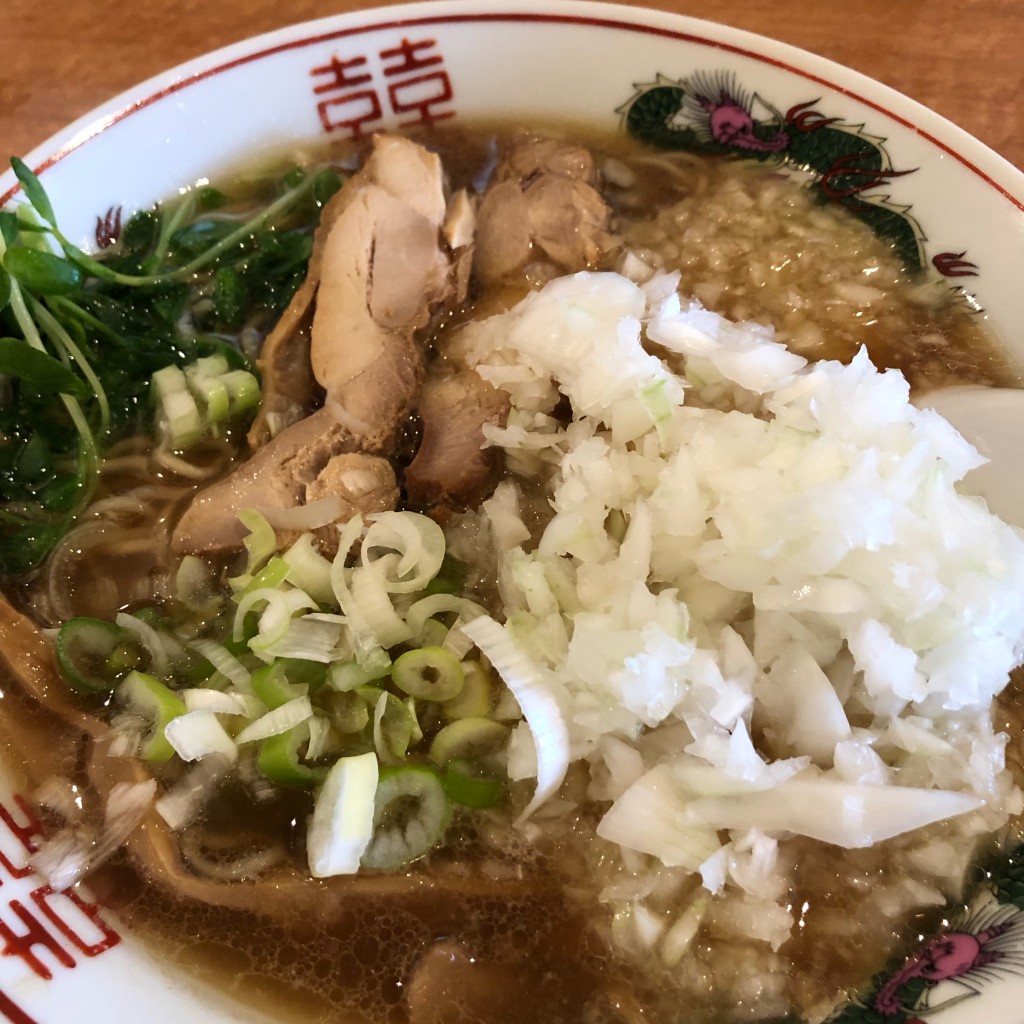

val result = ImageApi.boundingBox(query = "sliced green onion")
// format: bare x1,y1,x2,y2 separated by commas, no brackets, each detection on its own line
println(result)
414,617,449,648
461,615,569,824
391,646,464,702
236,695,312,744
405,697,423,744
154,752,232,831
441,612,475,660
443,759,504,809
117,670,187,762
237,508,277,578
424,553,469,597
183,688,259,716
331,516,390,675
185,367,230,428
188,638,252,689
308,752,378,877
305,714,332,761
250,661,307,710
275,658,329,691
442,661,493,720
239,556,292,599
361,513,446,594
325,690,371,734
258,721,324,786
175,555,223,616
429,717,509,770
329,660,376,693
189,354,230,378
282,534,335,605
256,615,342,663
370,690,414,765
404,594,488,639
361,764,450,871
152,364,202,450
115,610,178,679
247,589,317,656
164,709,238,763
55,617,143,694
350,562,413,648
221,368,261,414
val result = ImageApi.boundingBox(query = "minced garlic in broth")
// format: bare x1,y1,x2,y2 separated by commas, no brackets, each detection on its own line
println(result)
3,123,1022,1024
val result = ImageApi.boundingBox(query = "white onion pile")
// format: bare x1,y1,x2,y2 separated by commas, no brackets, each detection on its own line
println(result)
451,269,1024,957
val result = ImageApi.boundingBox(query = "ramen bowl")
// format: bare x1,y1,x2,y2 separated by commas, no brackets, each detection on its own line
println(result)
1,2,1023,1023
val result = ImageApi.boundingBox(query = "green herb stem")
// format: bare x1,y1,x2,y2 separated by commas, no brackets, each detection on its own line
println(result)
52,176,316,289
167,178,317,281
59,389,100,508
150,192,197,271
4,265,48,355
31,297,110,433
46,295,125,346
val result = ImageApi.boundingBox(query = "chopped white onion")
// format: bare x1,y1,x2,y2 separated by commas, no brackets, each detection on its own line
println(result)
165,711,239,763
461,615,569,824
256,495,344,531
307,752,379,877
155,753,233,830
189,639,252,689
686,777,984,848
236,696,313,744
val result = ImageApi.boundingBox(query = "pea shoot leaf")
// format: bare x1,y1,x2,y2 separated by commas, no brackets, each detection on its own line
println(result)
10,157,57,228
0,337,88,397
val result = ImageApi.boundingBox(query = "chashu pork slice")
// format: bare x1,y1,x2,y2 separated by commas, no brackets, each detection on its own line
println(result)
174,134,461,555
309,137,453,451
171,408,396,556
405,372,510,511
475,132,618,284
250,134,459,451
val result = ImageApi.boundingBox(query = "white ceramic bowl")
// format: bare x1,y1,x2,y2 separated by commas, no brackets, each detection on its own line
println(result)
2,3,1023,1022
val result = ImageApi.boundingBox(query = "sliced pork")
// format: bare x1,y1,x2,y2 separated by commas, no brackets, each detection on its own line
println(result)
405,372,510,511
475,133,618,283
247,185,351,449
173,408,394,555
309,134,454,450
174,134,460,554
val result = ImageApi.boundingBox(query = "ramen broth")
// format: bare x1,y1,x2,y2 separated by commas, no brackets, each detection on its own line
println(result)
0,124,1021,1024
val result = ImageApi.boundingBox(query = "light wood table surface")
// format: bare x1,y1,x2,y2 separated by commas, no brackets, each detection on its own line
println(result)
2,0,1022,171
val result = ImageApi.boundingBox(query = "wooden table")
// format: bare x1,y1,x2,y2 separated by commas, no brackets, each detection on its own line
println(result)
2,0,1022,170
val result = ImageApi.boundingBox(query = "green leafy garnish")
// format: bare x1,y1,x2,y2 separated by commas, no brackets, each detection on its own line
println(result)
0,338,89,397
0,155,340,577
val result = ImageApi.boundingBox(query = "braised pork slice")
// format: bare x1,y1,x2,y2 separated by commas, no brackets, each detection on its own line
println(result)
498,135,600,185
476,133,618,283
175,134,462,554
306,453,399,556
255,134,459,452
246,306,320,449
247,185,351,450
310,134,454,451
405,372,510,511
172,408,399,555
